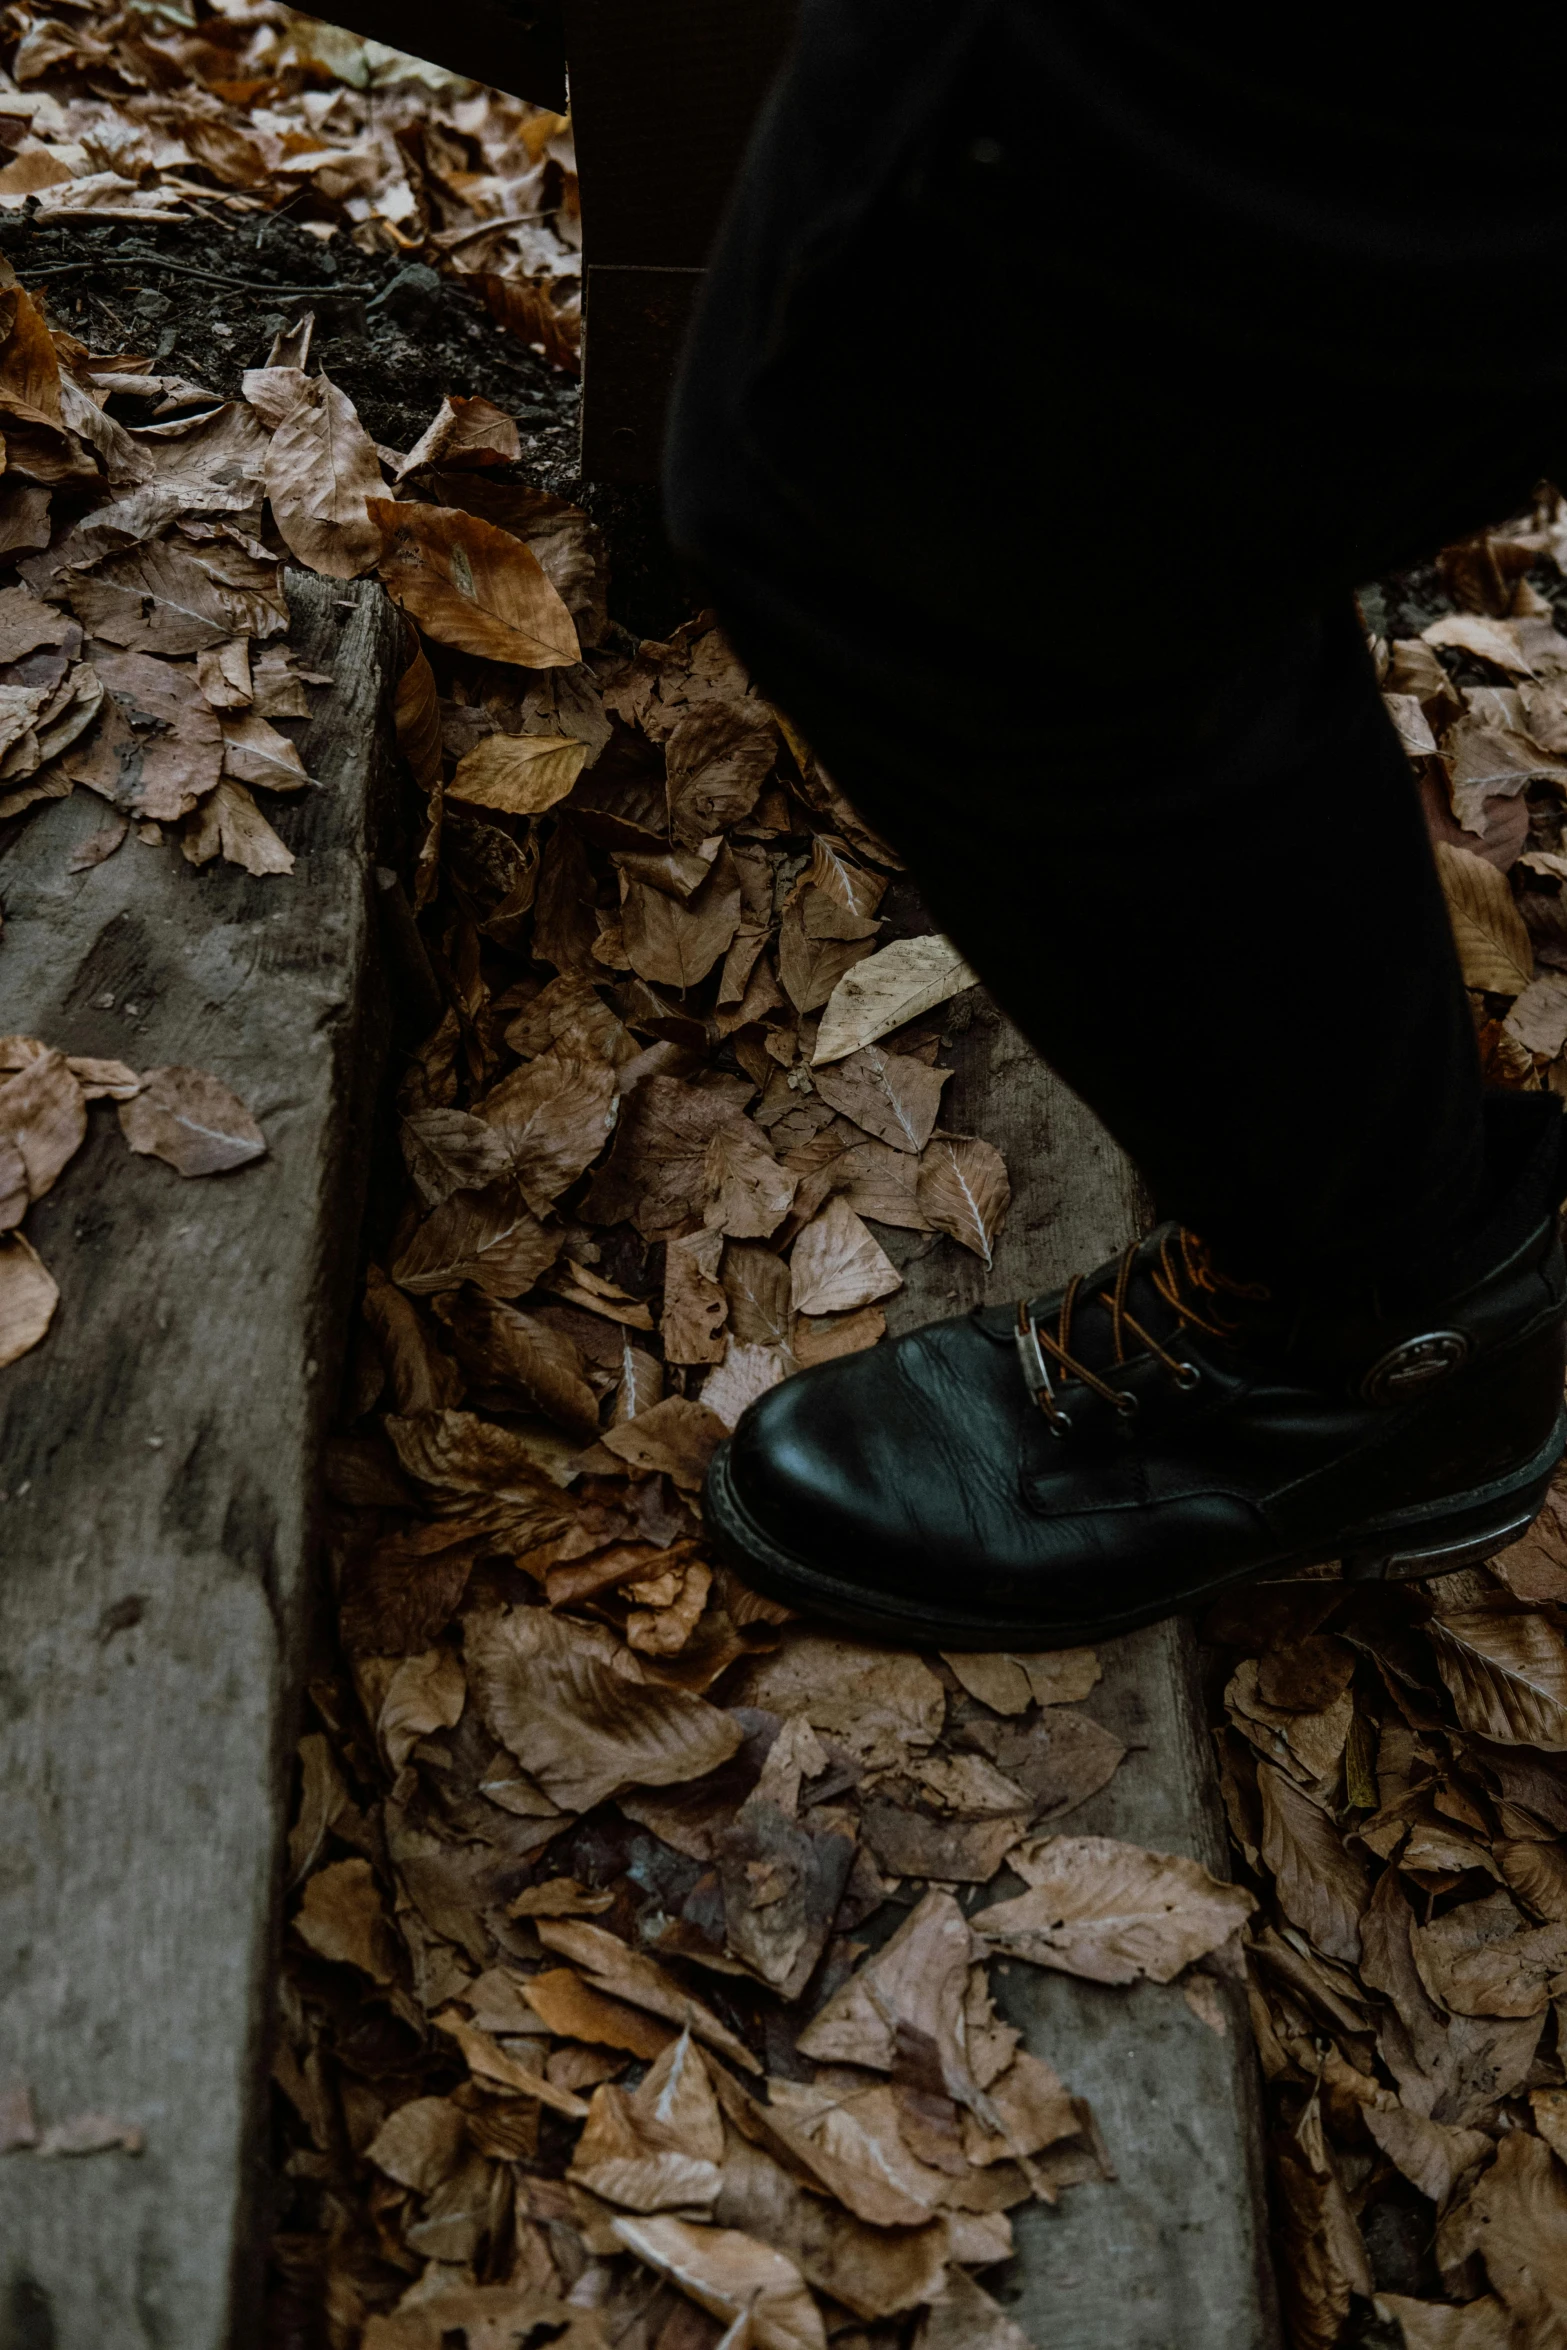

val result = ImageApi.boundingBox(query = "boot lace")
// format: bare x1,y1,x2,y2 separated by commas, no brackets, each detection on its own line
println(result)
1014,1228,1268,1437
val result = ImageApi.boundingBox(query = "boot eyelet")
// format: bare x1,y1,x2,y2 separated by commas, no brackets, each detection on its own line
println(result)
1047,1410,1074,1440
1114,1390,1139,1418
1171,1362,1201,1392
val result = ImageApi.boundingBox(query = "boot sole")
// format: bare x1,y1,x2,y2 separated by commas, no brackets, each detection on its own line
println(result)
701,1411,1567,1650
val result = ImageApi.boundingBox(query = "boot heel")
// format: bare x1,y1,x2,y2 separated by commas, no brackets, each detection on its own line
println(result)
1344,1488,1552,1583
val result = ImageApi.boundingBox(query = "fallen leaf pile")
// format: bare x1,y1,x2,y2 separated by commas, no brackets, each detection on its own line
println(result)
0,0,579,365
248,390,1272,2334
1211,1531,1567,2347
0,1032,263,1367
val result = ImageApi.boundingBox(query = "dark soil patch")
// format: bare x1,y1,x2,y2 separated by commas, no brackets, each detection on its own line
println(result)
2,201,687,638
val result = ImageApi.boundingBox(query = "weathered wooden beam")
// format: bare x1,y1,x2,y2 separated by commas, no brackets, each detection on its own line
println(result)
0,576,400,2349
887,992,1282,2350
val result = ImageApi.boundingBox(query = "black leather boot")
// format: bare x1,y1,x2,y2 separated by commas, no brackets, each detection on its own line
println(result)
703,1095,1567,1648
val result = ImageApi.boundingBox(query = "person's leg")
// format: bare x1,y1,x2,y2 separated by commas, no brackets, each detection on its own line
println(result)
666,0,1567,1638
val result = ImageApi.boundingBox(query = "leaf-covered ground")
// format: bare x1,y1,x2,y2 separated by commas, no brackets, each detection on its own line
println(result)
2,9,1567,2348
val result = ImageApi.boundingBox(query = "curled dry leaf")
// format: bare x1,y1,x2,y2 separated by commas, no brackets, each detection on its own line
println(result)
521,1967,675,2059
464,1605,742,1814
611,2215,826,2350
117,1066,266,1178
1438,2129,1567,2344
736,1632,945,1764
435,1290,599,1439
219,713,312,793
797,1890,982,2096
664,698,776,845
970,1834,1254,1984
397,392,521,476
813,934,978,1065
449,730,587,814
701,1340,790,1429
663,1229,728,1365
371,498,580,668
0,1230,57,1366
392,1180,560,1298
714,2128,950,2319
917,1136,1010,1266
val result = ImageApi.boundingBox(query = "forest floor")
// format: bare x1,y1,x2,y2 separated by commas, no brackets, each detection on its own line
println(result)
0,11,1566,2350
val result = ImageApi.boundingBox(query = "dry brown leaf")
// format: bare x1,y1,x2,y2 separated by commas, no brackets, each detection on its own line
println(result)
914,2270,1036,2350
791,1305,886,1366
1423,613,1538,674
812,1045,949,1154
465,1605,741,1814
477,1048,617,1214
69,536,284,655
182,779,295,877
449,730,587,814
916,1136,1010,1266
1411,1888,1567,2017
703,1113,797,1241
601,1396,728,1490
66,650,223,821
663,1230,728,1365
392,1180,560,1298
196,638,252,712
701,1340,791,1429
398,392,521,475
610,2215,825,2350
776,893,877,1015
1532,2087,1567,2162
0,1047,85,1199
960,1707,1126,1824
664,699,776,845
435,1290,599,1439
0,1230,56,1366
262,373,384,579
117,1065,265,1178
219,712,312,793
361,2287,605,2350
1376,2295,1516,2349
789,1195,902,1315
1362,2105,1491,2206
813,935,977,1065
736,1633,945,1765
1430,1610,1567,1747
1273,2126,1373,2350
371,498,580,668
1434,842,1534,994
534,1919,760,2072
1257,1760,1369,1962
521,1967,674,2058
861,1803,1027,1884
432,2011,589,2117
796,1890,980,2094
1439,2129,1567,2346
293,1858,397,1984
713,2128,949,2320
971,1834,1254,1983
942,1647,1099,1714
365,2096,468,2193
569,2029,723,2212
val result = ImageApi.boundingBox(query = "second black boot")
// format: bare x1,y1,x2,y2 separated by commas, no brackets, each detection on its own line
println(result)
702,1094,1567,1649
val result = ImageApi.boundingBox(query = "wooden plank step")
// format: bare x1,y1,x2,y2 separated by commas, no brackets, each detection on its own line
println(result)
886,993,1282,2350
0,576,400,2348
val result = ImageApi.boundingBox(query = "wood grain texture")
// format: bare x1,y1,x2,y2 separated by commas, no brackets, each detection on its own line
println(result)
0,576,400,2349
885,990,1282,2350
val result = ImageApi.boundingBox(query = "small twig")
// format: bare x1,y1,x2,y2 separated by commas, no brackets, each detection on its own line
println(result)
25,255,376,298
436,210,551,252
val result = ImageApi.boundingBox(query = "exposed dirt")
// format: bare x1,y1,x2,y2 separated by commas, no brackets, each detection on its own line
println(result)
3,200,687,639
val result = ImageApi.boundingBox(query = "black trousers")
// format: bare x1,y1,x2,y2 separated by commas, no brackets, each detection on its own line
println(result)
664,0,1567,1293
